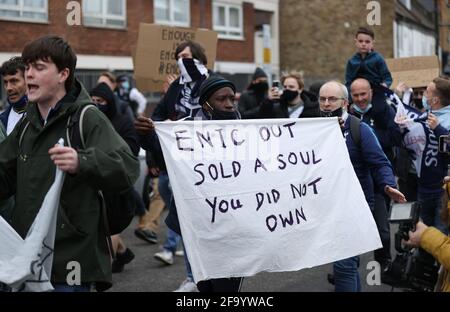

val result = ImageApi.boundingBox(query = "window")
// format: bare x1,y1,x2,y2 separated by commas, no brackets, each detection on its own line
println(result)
154,0,189,27
0,0,48,23
83,0,126,29
213,2,243,39
399,0,411,10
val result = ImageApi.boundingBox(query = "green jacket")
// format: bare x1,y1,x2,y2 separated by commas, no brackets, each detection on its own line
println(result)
0,122,14,221
0,80,140,291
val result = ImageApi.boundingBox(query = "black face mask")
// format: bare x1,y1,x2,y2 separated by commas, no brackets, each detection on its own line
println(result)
211,110,240,120
320,107,343,118
251,82,269,95
413,98,423,109
281,90,299,103
96,104,110,115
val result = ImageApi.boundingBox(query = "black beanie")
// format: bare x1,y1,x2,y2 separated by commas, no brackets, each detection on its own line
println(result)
199,76,236,106
90,82,115,106
252,67,267,81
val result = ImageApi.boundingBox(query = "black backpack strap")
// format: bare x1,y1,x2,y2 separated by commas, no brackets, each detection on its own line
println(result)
66,104,96,149
349,115,361,149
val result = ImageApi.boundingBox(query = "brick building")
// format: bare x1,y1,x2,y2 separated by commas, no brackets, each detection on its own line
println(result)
279,0,441,87
0,0,279,103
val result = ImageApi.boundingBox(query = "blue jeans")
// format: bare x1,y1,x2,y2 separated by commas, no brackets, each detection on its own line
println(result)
159,172,181,252
333,256,361,292
53,283,92,292
183,242,194,280
159,171,193,280
158,171,172,206
163,228,181,253
418,192,448,234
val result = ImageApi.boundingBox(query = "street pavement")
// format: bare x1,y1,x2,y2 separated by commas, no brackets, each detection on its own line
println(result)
109,210,399,292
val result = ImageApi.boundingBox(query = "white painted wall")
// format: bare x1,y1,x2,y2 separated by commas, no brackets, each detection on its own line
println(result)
394,21,436,58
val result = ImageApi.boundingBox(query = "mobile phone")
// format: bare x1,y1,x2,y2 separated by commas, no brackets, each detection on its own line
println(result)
439,135,450,154
272,80,280,89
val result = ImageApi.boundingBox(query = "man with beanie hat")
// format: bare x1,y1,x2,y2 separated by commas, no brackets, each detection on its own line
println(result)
199,76,240,120
238,67,269,119
135,75,243,292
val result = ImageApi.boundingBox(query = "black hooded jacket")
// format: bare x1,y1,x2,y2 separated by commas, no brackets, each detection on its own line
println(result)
259,90,321,119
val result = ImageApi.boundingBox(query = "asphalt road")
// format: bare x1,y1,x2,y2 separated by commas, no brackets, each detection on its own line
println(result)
109,211,399,292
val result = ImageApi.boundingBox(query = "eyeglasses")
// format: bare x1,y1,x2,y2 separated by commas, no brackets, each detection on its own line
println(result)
319,96,345,104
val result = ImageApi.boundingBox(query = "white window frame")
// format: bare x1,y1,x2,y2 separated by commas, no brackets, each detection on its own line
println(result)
154,0,190,27
213,2,243,40
0,0,48,23
83,0,127,29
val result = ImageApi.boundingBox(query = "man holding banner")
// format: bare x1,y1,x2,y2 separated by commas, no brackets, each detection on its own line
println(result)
319,81,405,291
144,76,402,292
136,40,213,292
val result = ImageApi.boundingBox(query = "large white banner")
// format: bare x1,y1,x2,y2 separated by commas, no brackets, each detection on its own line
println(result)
155,118,381,282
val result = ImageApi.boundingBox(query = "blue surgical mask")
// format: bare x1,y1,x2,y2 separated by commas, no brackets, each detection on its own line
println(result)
422,96,430,111
352,103,372,115
121,81,130,91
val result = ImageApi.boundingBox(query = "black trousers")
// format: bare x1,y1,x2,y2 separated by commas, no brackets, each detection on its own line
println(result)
197,277,243,292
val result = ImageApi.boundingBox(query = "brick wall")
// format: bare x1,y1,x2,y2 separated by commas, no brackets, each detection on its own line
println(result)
0,0,153,56
280,0,395,84
0,0,255,63
439,0,450,53
216,2,255,62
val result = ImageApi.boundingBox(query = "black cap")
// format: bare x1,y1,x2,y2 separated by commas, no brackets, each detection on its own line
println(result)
252,67,267,81
90,82,115,106
116,74,129,83
199,76,236,106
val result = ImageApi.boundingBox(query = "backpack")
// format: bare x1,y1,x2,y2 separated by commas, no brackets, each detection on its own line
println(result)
19,104,135,236
349,115,361,148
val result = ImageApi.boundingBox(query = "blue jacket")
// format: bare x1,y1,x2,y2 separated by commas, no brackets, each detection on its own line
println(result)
0,105,12,130
350,87,402,163
344,115,397,209
345,51,392,88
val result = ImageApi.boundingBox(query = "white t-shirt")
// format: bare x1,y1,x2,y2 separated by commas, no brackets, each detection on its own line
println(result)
129,88,147,114
6,109,23,135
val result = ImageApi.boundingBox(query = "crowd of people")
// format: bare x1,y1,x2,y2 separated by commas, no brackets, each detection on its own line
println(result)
0,26,448,293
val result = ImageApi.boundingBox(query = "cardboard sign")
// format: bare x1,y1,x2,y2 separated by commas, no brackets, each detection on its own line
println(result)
134,23,218,92
155,118,381,282
386,56,440,88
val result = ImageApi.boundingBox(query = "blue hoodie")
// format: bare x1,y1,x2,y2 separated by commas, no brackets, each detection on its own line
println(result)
345,51,392,88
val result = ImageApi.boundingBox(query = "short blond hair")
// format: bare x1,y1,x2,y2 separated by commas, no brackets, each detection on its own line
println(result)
99,71,116,84
281,71,304,90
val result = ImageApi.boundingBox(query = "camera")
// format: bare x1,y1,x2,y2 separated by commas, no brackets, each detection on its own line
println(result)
382,202,439,291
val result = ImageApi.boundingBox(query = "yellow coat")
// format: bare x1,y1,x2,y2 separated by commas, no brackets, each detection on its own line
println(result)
421,194,450,292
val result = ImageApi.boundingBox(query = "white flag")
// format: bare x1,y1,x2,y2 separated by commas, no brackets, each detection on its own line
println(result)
0,140,65,292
